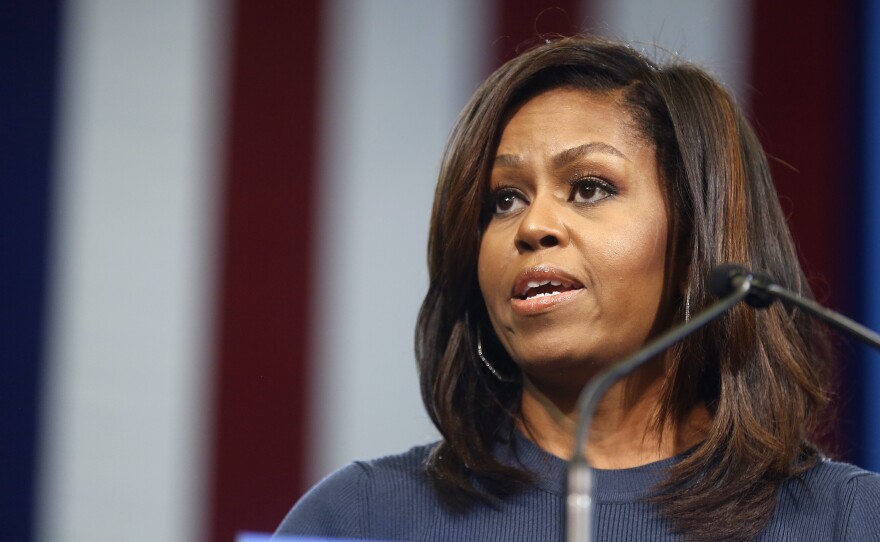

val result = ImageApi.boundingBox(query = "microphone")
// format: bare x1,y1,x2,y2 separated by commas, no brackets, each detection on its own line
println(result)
708,264,880,350
707,263,775,308
565,265,765,542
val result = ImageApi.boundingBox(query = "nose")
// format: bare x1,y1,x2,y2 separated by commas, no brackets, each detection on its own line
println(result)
514,195,569,252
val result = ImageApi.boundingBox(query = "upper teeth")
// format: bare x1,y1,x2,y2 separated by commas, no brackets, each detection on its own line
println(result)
527,279,566,289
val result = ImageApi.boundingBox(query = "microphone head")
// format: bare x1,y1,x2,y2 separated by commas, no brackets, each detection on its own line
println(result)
707,263,775,308
708,264,749,297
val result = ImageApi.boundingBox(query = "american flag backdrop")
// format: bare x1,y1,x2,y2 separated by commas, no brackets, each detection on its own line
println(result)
3,0,877,541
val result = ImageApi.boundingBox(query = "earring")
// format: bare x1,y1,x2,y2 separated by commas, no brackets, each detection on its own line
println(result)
684,292,691,323
477,328,516,383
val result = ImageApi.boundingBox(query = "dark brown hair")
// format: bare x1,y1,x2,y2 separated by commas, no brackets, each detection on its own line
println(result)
415,35,832,541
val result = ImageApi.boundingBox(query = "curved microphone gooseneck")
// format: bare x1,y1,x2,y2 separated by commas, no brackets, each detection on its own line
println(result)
565,267,761,542
709,263,880,350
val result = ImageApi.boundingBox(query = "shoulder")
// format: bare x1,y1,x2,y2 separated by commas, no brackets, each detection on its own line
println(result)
810,460,880,540
769,459,880,541
802,458,880,483
274,442,438,539
798,459,880,502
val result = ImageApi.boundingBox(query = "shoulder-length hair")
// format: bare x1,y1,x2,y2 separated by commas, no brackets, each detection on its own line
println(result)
415,35,832,541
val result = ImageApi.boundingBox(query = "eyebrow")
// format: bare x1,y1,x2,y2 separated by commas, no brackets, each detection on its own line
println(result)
493,153,526,168
493,142,628,169
552,142,627,168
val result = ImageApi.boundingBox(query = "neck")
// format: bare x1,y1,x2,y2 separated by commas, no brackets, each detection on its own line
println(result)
517,361,710,469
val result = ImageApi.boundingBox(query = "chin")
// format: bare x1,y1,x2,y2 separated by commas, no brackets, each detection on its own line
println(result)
509,336,632,384
513,346,599,375
503,327,594,363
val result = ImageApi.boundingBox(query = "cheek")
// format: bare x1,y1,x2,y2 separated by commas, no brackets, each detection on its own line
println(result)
594,212,668,294
477,231,503,303
478,227,518,337
622,222,666,271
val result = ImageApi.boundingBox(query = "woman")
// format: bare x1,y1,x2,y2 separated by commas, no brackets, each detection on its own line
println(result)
276,36,880,541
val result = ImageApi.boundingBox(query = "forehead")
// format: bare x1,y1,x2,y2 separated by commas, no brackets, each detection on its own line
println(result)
496,87,652,158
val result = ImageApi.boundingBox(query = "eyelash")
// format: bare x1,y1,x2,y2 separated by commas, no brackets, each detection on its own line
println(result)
488,176,617,215
567,176,618,204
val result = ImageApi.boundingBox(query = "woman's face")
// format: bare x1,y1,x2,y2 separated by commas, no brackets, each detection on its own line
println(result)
477,87,670,383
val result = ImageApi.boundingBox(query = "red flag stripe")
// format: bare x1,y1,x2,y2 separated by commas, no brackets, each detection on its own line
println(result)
208,1,321,539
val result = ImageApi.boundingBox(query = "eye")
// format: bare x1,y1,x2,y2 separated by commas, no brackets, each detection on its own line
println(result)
491,188,527,215
569,177,616,204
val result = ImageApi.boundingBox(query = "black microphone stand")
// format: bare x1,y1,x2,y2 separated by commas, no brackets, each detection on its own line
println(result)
564,274,756,542
764,283,880,350
709,264,880,351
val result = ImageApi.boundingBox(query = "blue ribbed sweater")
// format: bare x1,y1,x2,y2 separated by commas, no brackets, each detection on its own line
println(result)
275,432,880,541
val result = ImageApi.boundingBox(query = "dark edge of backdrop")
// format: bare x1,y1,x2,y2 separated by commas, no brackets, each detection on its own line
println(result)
0,1,62,541
856,0,880,470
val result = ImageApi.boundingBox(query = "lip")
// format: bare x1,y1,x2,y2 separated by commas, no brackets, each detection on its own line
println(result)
510,266,585,316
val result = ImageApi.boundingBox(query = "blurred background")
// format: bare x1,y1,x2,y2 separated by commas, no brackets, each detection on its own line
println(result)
3,0,879,540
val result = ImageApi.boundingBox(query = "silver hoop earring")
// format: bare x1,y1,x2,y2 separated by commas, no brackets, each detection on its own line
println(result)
477,328,516,383
684,292,691,323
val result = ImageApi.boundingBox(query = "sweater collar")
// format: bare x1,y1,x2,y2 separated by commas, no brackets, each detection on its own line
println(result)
498,427,690,502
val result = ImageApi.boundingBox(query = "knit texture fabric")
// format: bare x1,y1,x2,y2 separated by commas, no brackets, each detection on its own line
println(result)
275,431,880,541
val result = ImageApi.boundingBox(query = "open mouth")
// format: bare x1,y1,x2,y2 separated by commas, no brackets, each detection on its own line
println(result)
517,279,582,300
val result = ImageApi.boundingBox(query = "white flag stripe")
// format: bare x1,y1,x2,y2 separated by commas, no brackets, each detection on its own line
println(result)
37,1,226,540
308,0,493,485
591,0,752,98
